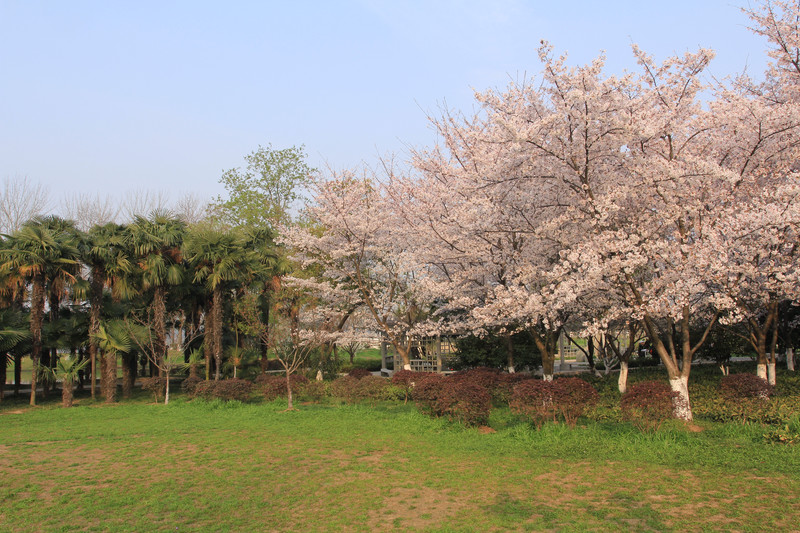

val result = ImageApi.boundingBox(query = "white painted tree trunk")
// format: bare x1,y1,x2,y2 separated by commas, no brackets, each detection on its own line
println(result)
767,363,776,386
403,363,411,371
507,366,516,374
787,348,795,372
719,364,729,376
316,369,323,381
617,361,629,394
543,373,553,382
669,376,692,421
757,363,767,380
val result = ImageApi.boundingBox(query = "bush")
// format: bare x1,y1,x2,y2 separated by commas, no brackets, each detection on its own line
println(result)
194,379,253,402
181,376,203,395
720,373,774,400
550,377,599,427
449,367,501,390
692,393,800,424
295,380,328,402
510,378,598,428
258,374,309,401
411,373,446,408
493,373,532,405
348,368,373,380
510,379,555,428
620,381,677,432
330,376,360,403
415,377,491,427
330,375,395,403
140,377,167,403
354,375,393,403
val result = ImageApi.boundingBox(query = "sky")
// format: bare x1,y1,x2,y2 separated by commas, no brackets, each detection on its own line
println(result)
0,0,772,210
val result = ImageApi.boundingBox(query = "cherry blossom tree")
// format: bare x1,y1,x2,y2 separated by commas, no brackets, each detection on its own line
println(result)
282,168,428,371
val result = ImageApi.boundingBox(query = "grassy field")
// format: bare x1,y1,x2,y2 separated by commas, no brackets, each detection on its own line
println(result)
2,386,799,532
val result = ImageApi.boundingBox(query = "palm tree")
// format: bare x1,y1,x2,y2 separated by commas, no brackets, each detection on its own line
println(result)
81,223,133,399
38,216,82,397
241,227,285,373
92,319,133,403
52,354,89,407
127,212,185,377
0,308,30,401
184,224,249,380
0,219,79,405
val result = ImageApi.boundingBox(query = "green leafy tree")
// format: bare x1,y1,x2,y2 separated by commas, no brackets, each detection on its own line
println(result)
212,144,313,230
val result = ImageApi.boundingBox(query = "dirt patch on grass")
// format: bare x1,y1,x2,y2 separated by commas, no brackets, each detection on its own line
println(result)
0,409,28,415
366,485,468,530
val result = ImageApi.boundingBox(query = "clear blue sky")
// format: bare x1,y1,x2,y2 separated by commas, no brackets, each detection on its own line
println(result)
0,1,769,205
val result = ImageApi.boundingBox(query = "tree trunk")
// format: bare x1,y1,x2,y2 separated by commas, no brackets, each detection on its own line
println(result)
14,353,21,396
618,360,629,394
103,352,117,403
164,369,170,405
285,368,294,410
639,307,710,422
757,363,767,380
0,354,6,401
29,273,46,406
153,286,167,377
788,348,795,372
767,363,777,386
505,333,515,374
121,353,136,399
669,376,691,421
62,379,73,408
213,285,223,381
88,267,104,400
259,290,271,374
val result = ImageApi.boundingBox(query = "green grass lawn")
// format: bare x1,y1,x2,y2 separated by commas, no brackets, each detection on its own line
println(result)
1,388,799,532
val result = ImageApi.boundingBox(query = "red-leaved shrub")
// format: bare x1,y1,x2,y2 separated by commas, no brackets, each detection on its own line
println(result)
141,377,167,403
510,377,598,428
348,368,373,380
620,381,677,432
720,373,774,400
194,378,253,402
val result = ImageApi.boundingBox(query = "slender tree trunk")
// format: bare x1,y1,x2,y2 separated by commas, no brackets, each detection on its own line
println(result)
0,353,6,401
787,348,795,372
618,360,629,394
212,285,223,381
164,369,170,405
204,299,213,380
259,290,271,374
14,353,21,396
103,352,117,403
88,267,104,400
153,286,167,377
285,367,294,410
29,273,46,406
